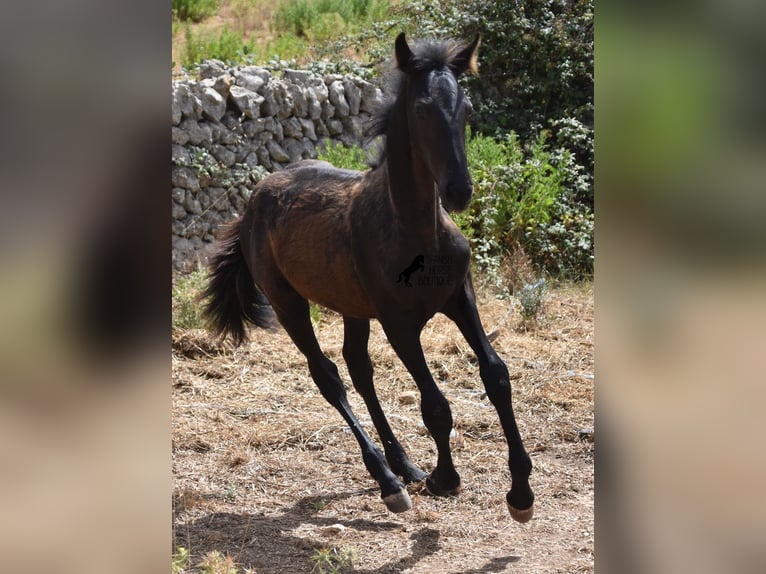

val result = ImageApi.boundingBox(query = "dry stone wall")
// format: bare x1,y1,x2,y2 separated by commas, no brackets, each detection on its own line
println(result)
171,60,385,271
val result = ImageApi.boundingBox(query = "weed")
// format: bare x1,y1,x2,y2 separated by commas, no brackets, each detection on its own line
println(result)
200,550,239,574
517,278,547,323
172,546,191,573
316,140,369,171
181,25,254,69
310,546,356,574
276,0,390,40
173,0,220,23
172,270,209,330
309,303,324,327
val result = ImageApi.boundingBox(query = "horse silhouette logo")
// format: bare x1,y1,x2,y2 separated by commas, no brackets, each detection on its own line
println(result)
396,254,425,287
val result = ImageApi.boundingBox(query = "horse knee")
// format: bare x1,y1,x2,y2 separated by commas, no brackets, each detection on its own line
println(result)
420,392,453,437
481,357,512,406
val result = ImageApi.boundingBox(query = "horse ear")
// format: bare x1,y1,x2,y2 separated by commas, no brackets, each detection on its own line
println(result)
395,32,414,72
452,34,481,76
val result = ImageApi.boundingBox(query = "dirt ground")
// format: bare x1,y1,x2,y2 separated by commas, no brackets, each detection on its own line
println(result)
172,283,594,573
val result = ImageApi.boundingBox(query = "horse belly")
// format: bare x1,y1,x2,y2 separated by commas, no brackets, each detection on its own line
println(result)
273,224,376,319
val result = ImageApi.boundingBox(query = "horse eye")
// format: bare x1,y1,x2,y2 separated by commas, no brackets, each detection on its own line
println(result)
414,102,427,118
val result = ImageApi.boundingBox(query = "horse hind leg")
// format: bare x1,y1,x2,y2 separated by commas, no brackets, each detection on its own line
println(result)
262,279,411,513
343,317,428,485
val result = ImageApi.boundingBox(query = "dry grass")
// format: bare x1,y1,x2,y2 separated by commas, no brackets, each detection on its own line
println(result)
172,283,593,573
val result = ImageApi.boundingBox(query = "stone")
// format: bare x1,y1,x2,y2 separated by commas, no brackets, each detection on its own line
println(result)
267,140,290,163
172,145,191,166
171,126,189,145
209,74,233,100
259,86,278,117
283,137,306,163
315,120,329,138
174,83,202,120
341,114,366,142
306,89,322,120
342,76,362,116
256,147,272,171
233,71,265,94
211,144,236,167
240,66,271,84
172,95,182,125
229,86,264,119
242,119,264,139
299,118,317,141
200,86,226,122
399,392,417,405
307,78,328,103
244,151,260,169
216,124,240,145
326,118,343,136
282,69,313,84
328,81,349,117
287,83,308,117
282,117,303,139
301,137,316,159
183,193,203,215
172,166,200,193
171,187,186,204
207,188,229,209
271,80,294,119
179,118,213,146
198,59,227,80
321,100,335,120
172,201,187,220
359,81,384,114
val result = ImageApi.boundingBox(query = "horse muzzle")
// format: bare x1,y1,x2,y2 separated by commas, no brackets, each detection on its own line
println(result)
440,179,473,213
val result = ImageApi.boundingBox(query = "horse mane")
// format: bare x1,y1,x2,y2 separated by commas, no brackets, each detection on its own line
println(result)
366,39,466,167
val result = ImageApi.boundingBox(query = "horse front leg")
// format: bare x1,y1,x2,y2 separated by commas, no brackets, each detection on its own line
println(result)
441,274,535,523
380,316,461,497
343,317,428,484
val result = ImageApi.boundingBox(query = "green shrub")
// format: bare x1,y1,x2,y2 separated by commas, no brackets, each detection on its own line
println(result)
517,278,547,322
275,0,390,40
173,0,220,23
172,270,208,330
316,140,370,171
455,130,592,279
181,25,254,68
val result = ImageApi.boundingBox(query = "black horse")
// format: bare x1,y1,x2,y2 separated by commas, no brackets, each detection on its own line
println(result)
202,33,534,522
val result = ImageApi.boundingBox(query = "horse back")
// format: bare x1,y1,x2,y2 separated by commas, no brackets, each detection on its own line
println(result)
241,160,377,318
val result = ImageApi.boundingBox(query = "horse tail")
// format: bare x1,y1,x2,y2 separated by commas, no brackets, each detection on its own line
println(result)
201,218,276,346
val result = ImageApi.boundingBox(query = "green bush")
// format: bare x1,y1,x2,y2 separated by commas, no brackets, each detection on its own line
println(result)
276,0,390,40
172,270,208,330
181,25,254,68
173,0,220,23
316,140,370,171
455,130,592,279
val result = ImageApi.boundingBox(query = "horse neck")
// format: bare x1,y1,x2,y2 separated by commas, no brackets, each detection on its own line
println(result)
382,103,440,245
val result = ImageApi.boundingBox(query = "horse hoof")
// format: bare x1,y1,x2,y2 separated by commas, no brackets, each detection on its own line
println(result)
425,475,462,497
383,488,412,513
506,501,534,523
